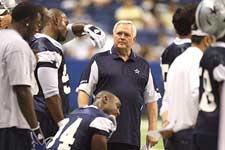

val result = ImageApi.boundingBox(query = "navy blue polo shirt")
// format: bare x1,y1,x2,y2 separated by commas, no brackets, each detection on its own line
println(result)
77,47,159,147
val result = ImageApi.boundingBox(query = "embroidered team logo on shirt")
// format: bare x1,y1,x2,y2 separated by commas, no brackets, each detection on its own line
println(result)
134,69,140,74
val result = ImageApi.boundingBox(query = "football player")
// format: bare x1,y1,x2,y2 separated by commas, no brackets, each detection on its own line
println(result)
160,4,196,125
29,8,106,138
194,0,225,149
160,27,213,150
0,2,45,150
160,5,196,150
47,91,121,150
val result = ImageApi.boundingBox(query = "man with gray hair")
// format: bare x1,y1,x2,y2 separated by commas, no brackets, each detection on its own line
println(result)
77,20,160,150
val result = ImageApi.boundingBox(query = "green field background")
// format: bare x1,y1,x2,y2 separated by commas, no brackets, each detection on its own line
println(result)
141,118,164,150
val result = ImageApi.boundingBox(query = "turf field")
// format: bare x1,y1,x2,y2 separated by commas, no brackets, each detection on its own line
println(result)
141,118,164,150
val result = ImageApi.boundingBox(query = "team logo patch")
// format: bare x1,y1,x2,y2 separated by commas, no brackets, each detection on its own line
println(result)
134,69,140,74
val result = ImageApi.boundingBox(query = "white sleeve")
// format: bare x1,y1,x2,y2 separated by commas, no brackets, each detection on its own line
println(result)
37,67,59,98
160,91,169,116
7,51,34,86
89,117,116,133
37,50,62,69
213,64,225,82
144,71,161,104
160,64,173,116
76,61,99,96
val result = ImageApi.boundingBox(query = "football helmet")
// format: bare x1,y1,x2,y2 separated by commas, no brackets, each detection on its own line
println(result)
196,0,225,39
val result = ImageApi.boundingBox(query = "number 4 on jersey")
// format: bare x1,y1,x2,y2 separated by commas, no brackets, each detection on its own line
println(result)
58,118,82,150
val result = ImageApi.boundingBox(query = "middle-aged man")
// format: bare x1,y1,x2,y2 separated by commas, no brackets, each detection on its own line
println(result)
47,90,121,150
0,2,45,150
160,5,196,126
77,20,160,150
159,5,196,150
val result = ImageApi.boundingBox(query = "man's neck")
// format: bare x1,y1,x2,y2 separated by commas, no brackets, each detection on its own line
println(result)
10,23,27,40
42,25,57,40
178,34,191,39
117,48,131,62
192,43,205,52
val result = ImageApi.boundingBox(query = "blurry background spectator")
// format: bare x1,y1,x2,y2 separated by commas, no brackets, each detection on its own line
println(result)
86,0,118,33
115,0,144,30
63,36,96,60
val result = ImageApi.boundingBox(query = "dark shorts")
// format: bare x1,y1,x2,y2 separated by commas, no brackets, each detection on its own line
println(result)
36,110,58,138
193,134,217,150
163,138,170,150
0,127,32,150
167,128,194,150
108,143,139,150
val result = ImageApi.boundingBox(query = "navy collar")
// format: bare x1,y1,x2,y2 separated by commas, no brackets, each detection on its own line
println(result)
110,46,136,62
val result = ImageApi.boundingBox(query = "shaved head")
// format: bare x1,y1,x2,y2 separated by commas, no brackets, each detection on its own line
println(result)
43,8,68,42
94,91,116,102
93,90,121,117
48,8,64,19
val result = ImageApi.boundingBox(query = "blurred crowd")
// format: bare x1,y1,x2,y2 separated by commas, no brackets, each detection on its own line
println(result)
29,0,200,61
0,0,201,61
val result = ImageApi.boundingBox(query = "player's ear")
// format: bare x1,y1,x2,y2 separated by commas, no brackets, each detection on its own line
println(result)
132,37,136,45
205,36,213,47
208,36,215,44
50,12,59,26
23,17,31,27
102,95,108,104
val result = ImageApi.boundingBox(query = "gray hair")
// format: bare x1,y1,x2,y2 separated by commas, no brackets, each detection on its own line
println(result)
113,20,137,38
